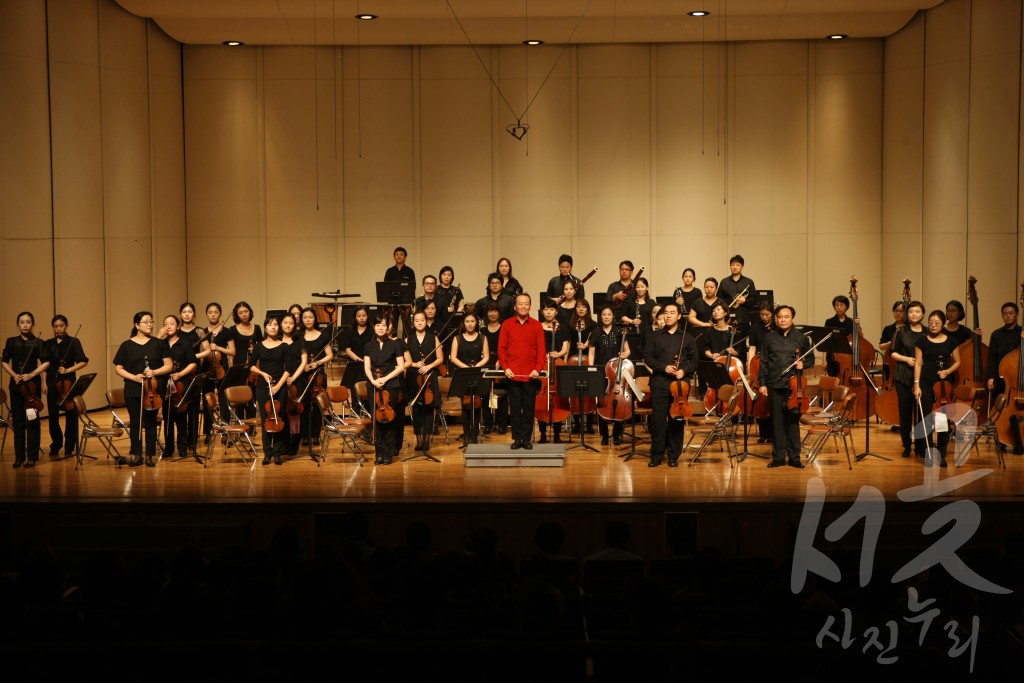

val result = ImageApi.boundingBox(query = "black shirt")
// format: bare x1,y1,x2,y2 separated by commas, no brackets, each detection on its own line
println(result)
757,328,813,390
346,325,374,361
988,325,1022,380
229,325,263,366
592,327,626,366
689,297,728,325
113,337,171,399
252,342,288,383
672,287,702,316
879,322,902,348
547,274,585,304
914,335,959,385
384,264,416,284
943,324,973,348
166,337,198,378
42,336,88,386
719,275,757,317
475,294,515,322
892,327,926,387
3,335,45,387
643,328,699,390
824,315,854,336
364,337,405,390
501,277,523,300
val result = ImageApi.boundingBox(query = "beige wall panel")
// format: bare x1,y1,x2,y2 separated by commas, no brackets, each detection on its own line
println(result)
182,237,263,316
732,74,808,235
342,79,415,236
97,0,146,73
0,54,52,239
656,43,702,78
265,79,339,238
922,232,967,309
183,79,260,237
183,45,257,80
747,232,809,317
577,77,650,236
53,236,108,392
813,73,882,235
151,74,185,239
879,231,922,298
50,60,104,239
0,0,46,58
1,239,55,326
649,234,728,297
345,236,415,300
885,14,924,72
419,235,494,294
341,46,412,80
496,44,572,83
104,238,153,330
153,237,187,318
965,233,1018,336
734,42,808,77
656,75,728,235
421,46,493,80
263,45,335,81
420,78,493,237
925,0,970,66
968,54,1019,235
578,45,649,78
973,0,1021,56
148,20,181,78
881,65,923,234
496,76,572,238
48,0,99,66
101,68,152,238
811,238,883,342
264,237,338,308
922,60,968,234
815,39,884,75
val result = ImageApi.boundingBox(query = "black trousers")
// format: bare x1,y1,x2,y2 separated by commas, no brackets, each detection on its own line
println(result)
257,384,289,457
649,383,684,462
768,387,801,463
410,400,435,436
895,381,918,453
370,387,405,458
506,379,540,443
915,387,951,461
126,397,159,456
598,415,624,440
9,381,42,463
46,382,78,453
163,401,189,456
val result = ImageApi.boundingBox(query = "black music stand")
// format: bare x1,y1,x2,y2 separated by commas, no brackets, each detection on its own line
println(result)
446,367,490,452
169,372,208,462
55,372,97,462
557,365,602,453
377,281,416,339
854,363,891,462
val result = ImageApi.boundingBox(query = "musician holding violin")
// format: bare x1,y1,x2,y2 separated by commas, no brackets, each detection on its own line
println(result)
227,301,263,420
591,305,631,446
113,312,172,467
2,312,49,468
405,310,443,452
344,305,374,416
481,304,509,435
364,311,407,464
250,316,291,466
912,310,961,467
498,293,547,450
642,303,698,467
296,308,329,449
281,313,310,455
757,305,813,469
42,314,88,458
450,311,490,447
196,302,231,444
177,303,206,453
891,300,927,458
161,314,198,460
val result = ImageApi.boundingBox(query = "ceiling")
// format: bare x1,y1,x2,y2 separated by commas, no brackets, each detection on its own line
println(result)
115,0,945,46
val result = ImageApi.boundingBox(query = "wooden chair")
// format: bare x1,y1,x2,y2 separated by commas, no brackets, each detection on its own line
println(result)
800,385,851,448
73,396,122,470
437,376,462,444
685,385,741,467
315,392,366,466
106,387,165,452
632,375,654,433
203,392,257,467
804,391,857,468
223,385,261,436
807,375,840,417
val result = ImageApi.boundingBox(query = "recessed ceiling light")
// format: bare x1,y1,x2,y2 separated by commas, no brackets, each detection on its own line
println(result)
522,39,544,46
222,40,244,46
827,34,848,40
688,11,710,17
355,14,377,21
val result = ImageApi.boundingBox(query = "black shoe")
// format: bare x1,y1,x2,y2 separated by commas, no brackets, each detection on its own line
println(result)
511,440,522,449
204,434,213,445
601,437,609,445
483,426,492,435
538,435,547,444
586,427,596,434
12,461,23,469
522,441,533,450
767,461,785,468
48,448,60,456
383,456,393,465
274,455,283,465
613,438,621,446
939,459,948,468
553,435,562,443
145,456,156,468
902,448,910,458
668,459,679,468
648,459,662,467
788,460,805,469
262,455,271,465
890,425,900,432
128,456,144,467
24,461,37,469
374,456,383,464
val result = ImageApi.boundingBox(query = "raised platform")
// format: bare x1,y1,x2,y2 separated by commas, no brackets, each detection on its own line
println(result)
464,442,566,467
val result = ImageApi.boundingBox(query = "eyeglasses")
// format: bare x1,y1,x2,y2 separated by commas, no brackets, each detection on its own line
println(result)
139,319,155,325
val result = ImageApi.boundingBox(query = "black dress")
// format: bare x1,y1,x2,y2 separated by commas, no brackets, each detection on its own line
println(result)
406,330,441,438
113,336,171,458
163,337,198,457
43,334,88,455
914,335,959,462
454,333,486,443
3,335,46,465
364,337,406,462
298,332,329,441
252,341,288,459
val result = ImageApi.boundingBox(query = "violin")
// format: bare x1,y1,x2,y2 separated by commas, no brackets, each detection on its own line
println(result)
787,349,809,412
141,356,162,412
166,361,188,413
933,356,953,407
245,339,258,388
374,368,395,424
17,334,45,413
202,325,226,380
55,324,82,411
286,382,303,415
418,351,435,406
669,356,692,420
263,375,285,433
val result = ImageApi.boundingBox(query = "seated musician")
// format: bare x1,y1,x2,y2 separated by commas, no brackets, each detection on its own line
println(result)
823,294,854,376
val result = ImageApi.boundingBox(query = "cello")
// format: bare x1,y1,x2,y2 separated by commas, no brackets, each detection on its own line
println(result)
535,321,571,427
837,276,877,420
956,276,990,416
875,278,912,426
994,282,1024,453
597,324,635,422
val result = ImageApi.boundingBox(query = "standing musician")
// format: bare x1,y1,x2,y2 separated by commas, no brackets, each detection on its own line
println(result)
622,277,655,332
498,293,547,450
197,302,230,444
282,313,309,455
823,294,855,377
436,265,465,334
227,301,263,419
746,302,776,443
364,311,407,464
177,303,204,454
42,314,88,458
889,301,926,458
943,300,974,347
405,310,443,452
161,314,198,460
250,316,290,466
688,277,728,329
297,307,331,450
384,246,416,286
643,303,698,467
719,254,757,323
450,311,490,446
481,304,509,435
757,305,813,469
113,312,172,468
496,257,523,299
2,312,49,469
607,260,638,323
569,299,597,435
475,273,515,321
287,304,304,329
879,301,906,353
546,254,586,304
673,268,701,316
537,301,569,444
912,309,961,467
703,303,741,363
591,305,631,446
344,305,374,416
987,302,1022,398
556,280,581,330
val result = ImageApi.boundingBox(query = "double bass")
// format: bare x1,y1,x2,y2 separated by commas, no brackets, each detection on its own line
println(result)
597,324,635,422
835,276,877,420
956,276,990,416
875,278,912,426
995,282,1024,453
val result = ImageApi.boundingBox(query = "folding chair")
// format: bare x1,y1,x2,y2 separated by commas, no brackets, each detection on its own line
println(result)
801,385,850,433
685,385,741,467
315,393,366,466
436,376,461,444
74,396,123,470
107,387,165,453
0,388,10,461
223,385,261,454
804,392,857,469
203,392,257,467
806,376,840,418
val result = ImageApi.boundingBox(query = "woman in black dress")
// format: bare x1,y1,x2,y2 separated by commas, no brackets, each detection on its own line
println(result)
198,302,231,443
250,316,291,465
227,301,263,419
891,301,927,457
450,311,490,446
113,311,172,467
43,314,88,458
364,312,406,464
590,305,631,445
161,314,198,460
344,305,374,417
557,280,580,330
177,303,203,453
480,304,508,435
496,257,523,300
913,309,962,467
621,277,655,333
280,313,309,455
2,312,49,468
538,301,569,444
405,310,443,452
297,307,329,449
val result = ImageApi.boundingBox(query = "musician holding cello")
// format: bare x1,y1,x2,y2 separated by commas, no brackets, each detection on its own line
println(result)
536,301,570,444
2,313,49,469
113,312,172,467
43,314,88,458
591,306,631,446
498,293,547,450
364,311,407,464
912,310,961,467
757,305,813,469
642,303,698,468
987,302,1022,398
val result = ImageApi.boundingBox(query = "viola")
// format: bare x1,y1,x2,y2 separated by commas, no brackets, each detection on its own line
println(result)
669,357,692,420
787,349,809,412
933,356,954,407
141,356,162,412
263,376,285,433
166,361,189,413
202,325,226,380
374,368,395,424
597,324,634,422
